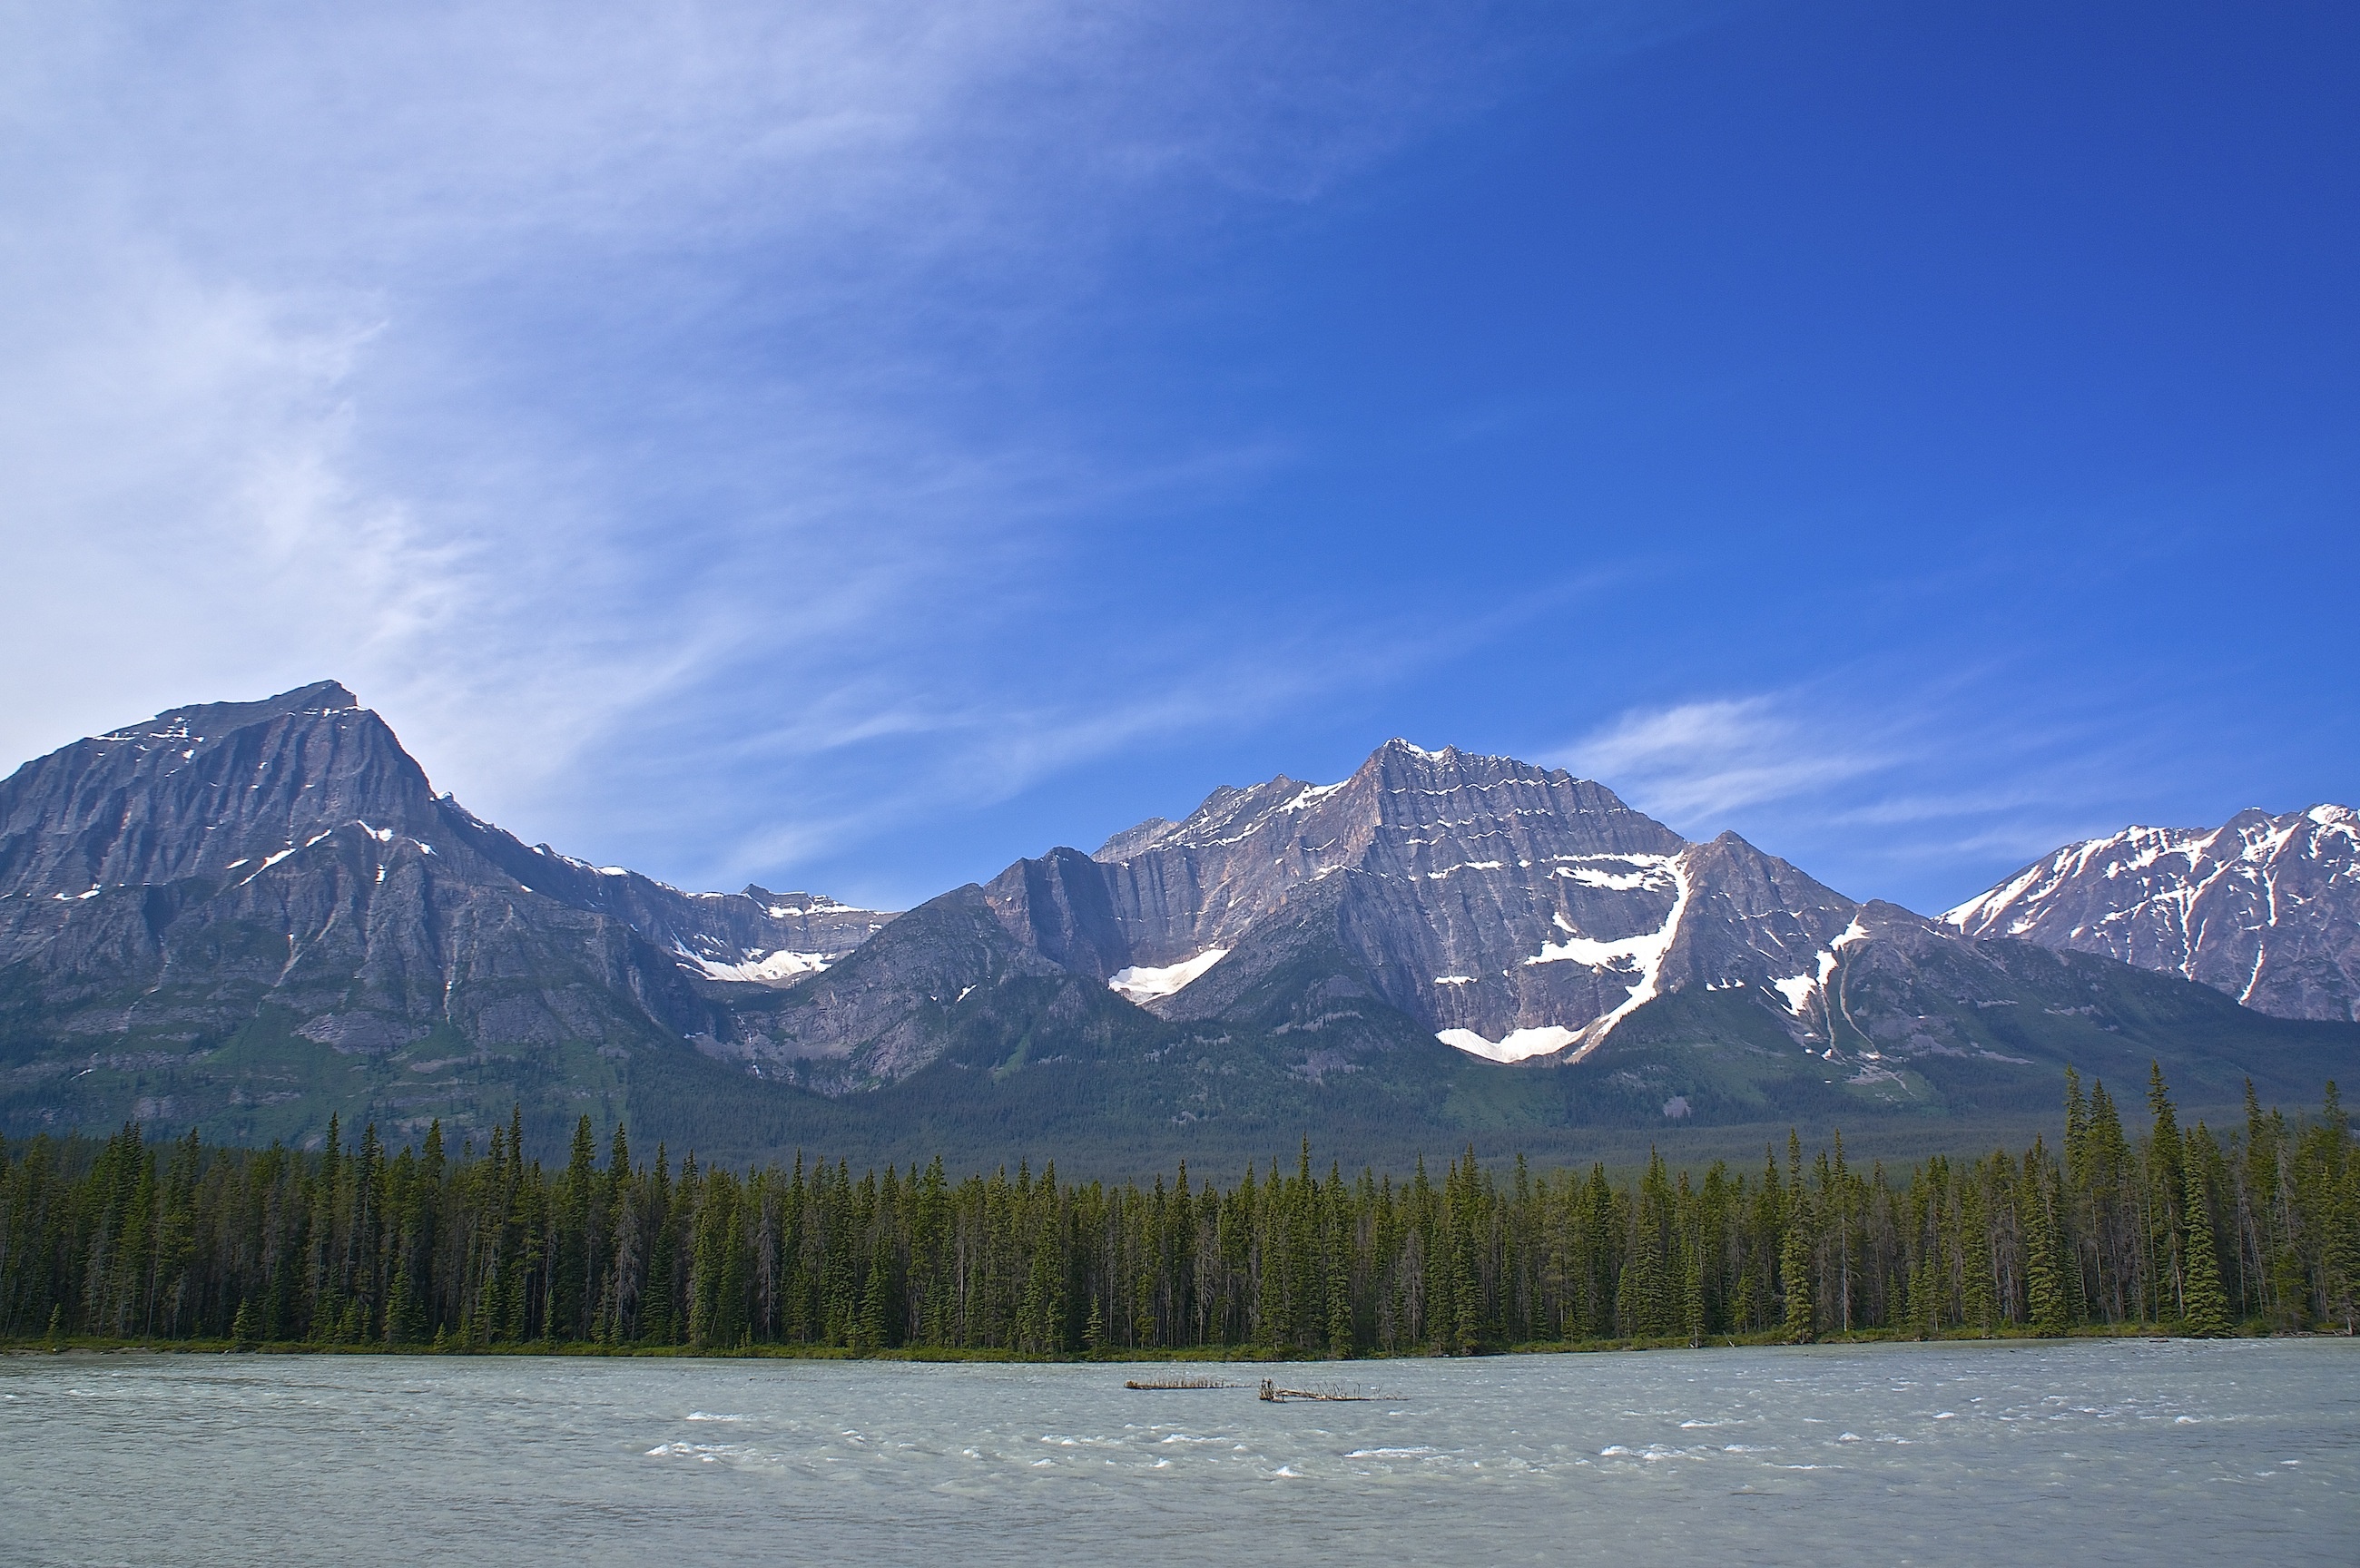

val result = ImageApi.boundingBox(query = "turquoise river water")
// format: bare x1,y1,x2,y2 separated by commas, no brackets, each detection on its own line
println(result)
2,1338,2355,1566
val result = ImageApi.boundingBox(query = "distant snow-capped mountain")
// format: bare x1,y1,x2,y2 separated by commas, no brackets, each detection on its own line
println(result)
1076,740,1864,1062
5,683,2350,1161
746,739,2173,1088
1943,806,2360,1023
0,681,892,1140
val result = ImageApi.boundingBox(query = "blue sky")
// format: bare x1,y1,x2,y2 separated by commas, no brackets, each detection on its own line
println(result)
4,0,2354,914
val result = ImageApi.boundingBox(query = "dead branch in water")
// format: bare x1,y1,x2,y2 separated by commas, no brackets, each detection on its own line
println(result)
1124,1374,1237,1389
1257,1377,1396,1402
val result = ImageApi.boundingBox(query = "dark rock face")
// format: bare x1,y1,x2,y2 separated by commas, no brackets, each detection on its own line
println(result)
6,687,2349,1164
768,740,2065,1080
0,681,428,893
0,683,892,1142
1943,807,2360,1023
703,886,1074,1091
1073,741,1876,1061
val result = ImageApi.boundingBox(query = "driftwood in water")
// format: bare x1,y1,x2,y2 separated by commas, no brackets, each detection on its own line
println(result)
1125,1375,1236,1390
1257,1377,1390,1402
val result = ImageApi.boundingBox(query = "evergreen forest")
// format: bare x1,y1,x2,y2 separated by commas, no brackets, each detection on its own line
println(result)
2,1068,2353,1357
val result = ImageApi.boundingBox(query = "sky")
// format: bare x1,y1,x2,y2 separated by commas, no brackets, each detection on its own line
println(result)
3,0,2355,915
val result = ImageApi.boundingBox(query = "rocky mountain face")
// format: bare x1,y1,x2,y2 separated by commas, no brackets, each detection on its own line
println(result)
3,687,2349,1168
1074,741,1875,1062
0,682,890,1146
715,742,1858,1082
718,741,2355,1124
1943,807,2360,1024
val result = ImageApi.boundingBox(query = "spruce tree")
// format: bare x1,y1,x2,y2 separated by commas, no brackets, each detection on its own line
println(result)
2178,1132,2233,1338
1958,1179,1999,1335
1781,1134,1814,1343
859,1230,891,1352
2148,1064,2187,1318
1682,1236,1706,1348
2025,1154,2070,1337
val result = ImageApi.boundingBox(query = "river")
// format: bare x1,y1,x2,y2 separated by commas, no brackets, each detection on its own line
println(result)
4,1338,2354,1565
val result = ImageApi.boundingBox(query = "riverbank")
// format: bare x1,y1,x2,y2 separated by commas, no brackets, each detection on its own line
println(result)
5,1319,2291,1361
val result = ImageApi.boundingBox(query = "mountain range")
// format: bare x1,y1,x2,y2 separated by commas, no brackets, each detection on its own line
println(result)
2,682,2351,1170
1942,807,2360,1023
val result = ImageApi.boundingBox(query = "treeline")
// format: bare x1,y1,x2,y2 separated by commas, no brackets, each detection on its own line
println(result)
1,1068,2354,1355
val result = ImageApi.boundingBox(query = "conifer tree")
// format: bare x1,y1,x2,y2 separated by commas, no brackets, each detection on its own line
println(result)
2148,1064,2187,1319
1781,1133,1814,1343
1958,1180,1999,1335
2024,1150,2068,1337
2178,1130,2233,1338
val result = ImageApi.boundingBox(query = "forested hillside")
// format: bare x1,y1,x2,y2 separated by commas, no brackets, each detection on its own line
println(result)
2,1070,2351,1355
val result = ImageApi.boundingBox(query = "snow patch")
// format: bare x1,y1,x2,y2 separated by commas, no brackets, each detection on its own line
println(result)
1437,1025,1580,1063
1108,948,1229,1004
237,848,297,885
1564,852,1696,1061
1277,781,1345,813
1548,854,1679,891
688,949,832,984
1770,917,1867,1014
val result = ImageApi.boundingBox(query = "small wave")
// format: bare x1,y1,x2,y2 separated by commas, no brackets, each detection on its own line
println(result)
645,1441,749,1463
1343,1446,1438,1458
1602,1444,1695,1462
684,1412,747,1423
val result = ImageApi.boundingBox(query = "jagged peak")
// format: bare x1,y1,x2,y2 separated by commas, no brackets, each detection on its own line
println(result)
89,679,365,747
1094,737,1673,863
1094,815,1178,861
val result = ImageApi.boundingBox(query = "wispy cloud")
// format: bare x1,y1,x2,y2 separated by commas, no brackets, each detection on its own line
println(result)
3,0,1649,898
1556,696,1898,823
1550,677,2224,913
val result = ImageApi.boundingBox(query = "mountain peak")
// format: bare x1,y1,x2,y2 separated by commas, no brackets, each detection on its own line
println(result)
270,678,359,710
91,679,361,745
1946,805,2360,1022
4,680,428,899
